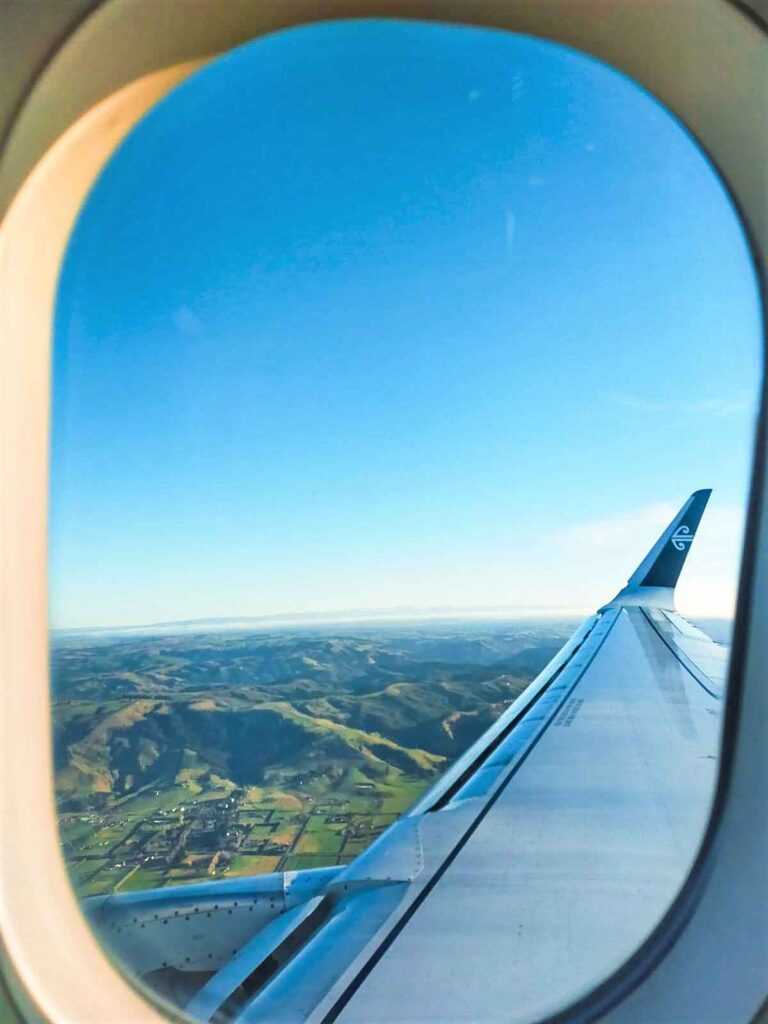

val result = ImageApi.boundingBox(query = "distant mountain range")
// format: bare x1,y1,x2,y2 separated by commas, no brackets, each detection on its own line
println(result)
51,623,574,808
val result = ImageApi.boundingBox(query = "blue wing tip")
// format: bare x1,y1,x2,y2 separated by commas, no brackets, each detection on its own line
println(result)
604,488,713,610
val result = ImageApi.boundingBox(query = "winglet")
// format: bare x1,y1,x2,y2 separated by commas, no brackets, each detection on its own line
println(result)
602,489,711,611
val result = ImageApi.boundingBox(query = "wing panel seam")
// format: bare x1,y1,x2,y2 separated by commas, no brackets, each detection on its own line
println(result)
640,609,721,700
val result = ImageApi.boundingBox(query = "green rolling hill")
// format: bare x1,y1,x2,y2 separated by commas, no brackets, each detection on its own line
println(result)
51,620,577,894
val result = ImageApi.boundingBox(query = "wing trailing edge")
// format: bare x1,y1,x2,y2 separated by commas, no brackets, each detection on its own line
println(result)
602,488,711,611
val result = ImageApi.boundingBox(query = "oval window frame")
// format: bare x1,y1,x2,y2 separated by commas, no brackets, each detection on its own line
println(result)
0,3,765,1023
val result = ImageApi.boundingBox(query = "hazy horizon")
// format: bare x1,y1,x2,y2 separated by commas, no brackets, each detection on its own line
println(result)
52,604,591,634
52,603,735,638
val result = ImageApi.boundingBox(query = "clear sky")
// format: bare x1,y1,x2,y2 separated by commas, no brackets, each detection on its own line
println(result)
50,20,762,629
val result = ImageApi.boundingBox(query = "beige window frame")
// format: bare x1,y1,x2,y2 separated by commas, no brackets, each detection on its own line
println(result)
0,2,765,1022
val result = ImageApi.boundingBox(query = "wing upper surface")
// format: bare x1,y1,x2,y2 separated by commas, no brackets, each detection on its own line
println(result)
326,606,722,1024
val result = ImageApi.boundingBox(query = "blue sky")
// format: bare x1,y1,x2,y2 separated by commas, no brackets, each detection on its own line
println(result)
50,20,762,628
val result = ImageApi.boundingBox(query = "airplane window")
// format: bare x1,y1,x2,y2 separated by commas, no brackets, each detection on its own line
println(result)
49,18,761,1022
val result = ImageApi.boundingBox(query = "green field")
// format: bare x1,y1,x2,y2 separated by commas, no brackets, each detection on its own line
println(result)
58,772,433,896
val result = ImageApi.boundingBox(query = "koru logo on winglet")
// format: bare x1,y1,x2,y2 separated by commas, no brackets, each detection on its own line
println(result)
671,525,693,551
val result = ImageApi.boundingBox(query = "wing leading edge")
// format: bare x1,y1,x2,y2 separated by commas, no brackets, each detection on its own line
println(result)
86,491,726,1024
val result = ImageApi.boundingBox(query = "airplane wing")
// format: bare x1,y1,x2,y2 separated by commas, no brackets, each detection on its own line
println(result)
86,489,726,1024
